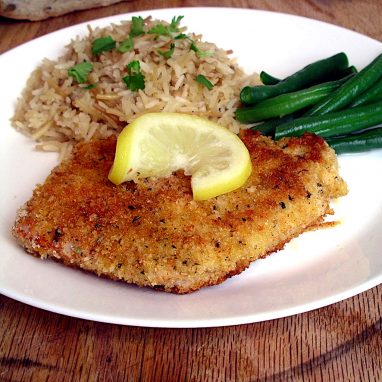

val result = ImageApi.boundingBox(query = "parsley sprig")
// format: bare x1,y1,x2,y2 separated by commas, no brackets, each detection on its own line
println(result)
117,16,144,53
148,15,184,36
122,60,145,91
117,36,134,53
91,36,116,55
158,43,175,59
169,16,184,32
130,16,145,37
68,62,94,84
190,41,214,58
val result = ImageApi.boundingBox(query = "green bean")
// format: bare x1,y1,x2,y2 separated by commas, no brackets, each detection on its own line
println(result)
235,76,351,124
240,52,348,105
260,65,357,86
251,115,295,137
340,65,358,77
260,71,280,85
275,101,382,139
305,53,382,116
326,127,382,154
326,65,358,81
347,76,382,107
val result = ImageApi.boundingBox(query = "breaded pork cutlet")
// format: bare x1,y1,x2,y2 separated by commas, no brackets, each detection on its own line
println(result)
12,131,347,293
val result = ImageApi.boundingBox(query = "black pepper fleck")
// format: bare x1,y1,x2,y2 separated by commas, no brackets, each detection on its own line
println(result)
53,228,63,242
132,216,141,223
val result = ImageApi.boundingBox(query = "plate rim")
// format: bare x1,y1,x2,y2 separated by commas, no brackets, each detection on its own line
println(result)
1,6,381,328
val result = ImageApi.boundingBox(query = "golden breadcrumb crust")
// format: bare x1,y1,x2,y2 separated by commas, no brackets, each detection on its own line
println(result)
12,132,347,293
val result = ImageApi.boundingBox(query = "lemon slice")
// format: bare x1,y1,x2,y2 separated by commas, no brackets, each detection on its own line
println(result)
108,112,252,200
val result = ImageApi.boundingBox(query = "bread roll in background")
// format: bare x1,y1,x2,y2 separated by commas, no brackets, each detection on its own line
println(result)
0,0,125,21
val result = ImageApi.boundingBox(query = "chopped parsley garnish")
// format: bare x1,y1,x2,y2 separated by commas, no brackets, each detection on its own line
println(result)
68,62,94,84
190,42,213,58
195,74,214,90
130,16,145,37
190,42,200,54
158,43,175,59
91,36,116,55
148,23,170,36
123,60,145,91
83,83,98,90
118,36,134,53
169,15,184,33
148,15,184,36
174,33,187,40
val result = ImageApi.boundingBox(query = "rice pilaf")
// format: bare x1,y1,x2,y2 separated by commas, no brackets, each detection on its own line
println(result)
12,16,259,159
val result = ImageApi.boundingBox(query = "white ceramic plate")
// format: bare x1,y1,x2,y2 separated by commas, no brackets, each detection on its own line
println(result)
1,8,381,328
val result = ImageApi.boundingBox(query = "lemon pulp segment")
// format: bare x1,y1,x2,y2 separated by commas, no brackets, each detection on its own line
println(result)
108,113,252,200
